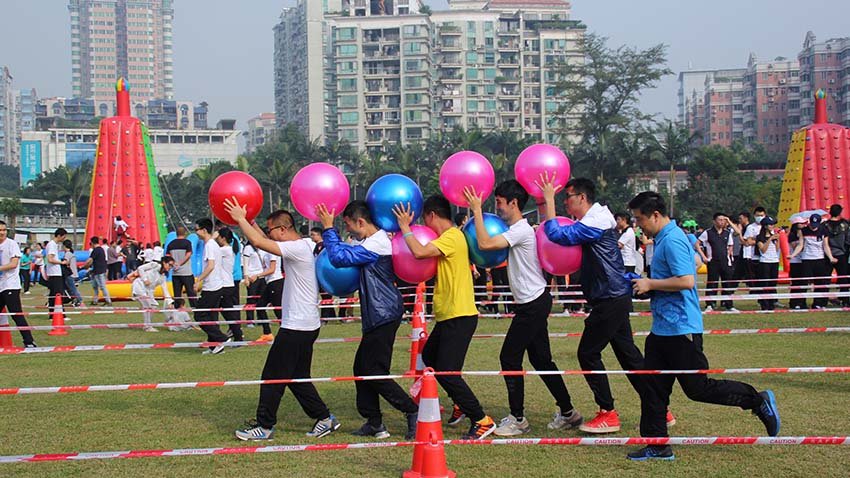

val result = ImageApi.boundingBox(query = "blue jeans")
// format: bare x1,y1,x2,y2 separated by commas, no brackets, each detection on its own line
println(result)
64,276,82,302
91,272,112,304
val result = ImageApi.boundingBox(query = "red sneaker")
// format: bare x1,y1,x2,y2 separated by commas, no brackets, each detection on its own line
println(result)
579,409,621,434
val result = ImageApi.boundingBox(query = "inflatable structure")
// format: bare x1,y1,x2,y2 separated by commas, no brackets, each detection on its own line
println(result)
778,89,850,227
83,78,167,247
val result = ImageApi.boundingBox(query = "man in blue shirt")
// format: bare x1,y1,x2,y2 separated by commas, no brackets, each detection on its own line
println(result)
627,191,780,461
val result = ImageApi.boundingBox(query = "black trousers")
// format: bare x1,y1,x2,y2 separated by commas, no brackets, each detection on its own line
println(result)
800,258,829,308
171,274,196,308
256,279,283,334
0,289,34,345
639,333,762,437
194,288,230,345
828,257,850,305
47,275,65,317
244,279,266,322
500,290,573,418
107,262,122,280
421,315,485,422
788,261,806,309
757,262,779,310
746,258,760,289
578,295,650,411
220,286,243,341
256,328,330,429
490,266,513,314
354,320,418,425
705,260,734,309
19,270,31,293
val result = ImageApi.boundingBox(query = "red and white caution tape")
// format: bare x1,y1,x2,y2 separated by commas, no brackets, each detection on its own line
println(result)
0,436,847,463
4,326,849,356
2,366,849,396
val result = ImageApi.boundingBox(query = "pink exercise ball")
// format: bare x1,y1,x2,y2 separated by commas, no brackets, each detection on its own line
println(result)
290,163,350,222
439,151,495,207
392,225,438,284
515,144,570,198
537,217,582,275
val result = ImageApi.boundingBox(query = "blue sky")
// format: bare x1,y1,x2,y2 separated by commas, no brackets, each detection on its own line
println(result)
1,0,848,127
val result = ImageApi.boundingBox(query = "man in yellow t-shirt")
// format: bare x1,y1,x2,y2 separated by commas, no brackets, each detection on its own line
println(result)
393,194,496,440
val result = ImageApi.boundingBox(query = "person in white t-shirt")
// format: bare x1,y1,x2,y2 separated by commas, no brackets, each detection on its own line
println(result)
755,217,780,311
0,221,36,347
192,218,231,354
45,228,69,320
464,180,581,436
615,213,637,273
214,227,243,342
241,240,267,331
224,200,340,441
742,207,766,290
127,256,175,331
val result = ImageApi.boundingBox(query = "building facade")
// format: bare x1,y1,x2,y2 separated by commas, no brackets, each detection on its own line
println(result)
273,0,585,152
0,67,17,166
700,69,746,147
741,54,800,155
21,127,240,185
36,96,208,130
798,31,850,127
245,112,277,153
68,0,174,103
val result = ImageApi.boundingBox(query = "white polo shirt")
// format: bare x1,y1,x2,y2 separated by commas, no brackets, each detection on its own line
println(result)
0,238,22,291
44,240,62,277
500,218,547,304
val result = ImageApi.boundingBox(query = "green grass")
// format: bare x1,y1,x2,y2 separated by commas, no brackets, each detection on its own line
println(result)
1,290,849,477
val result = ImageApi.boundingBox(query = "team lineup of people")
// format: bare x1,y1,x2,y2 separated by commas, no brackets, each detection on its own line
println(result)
0,174,780,460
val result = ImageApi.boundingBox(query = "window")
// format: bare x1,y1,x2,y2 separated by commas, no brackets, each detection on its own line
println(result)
466,52,478,64
484,68,496,80
405,59,420,71
340,129,358,142
339,95,358,108
338,45,357,56
339,78,357,91
467,85,479,95
405,93,424,105
485,100,496,111
340,112,359,125
406,110,423,122
466,68,479,80
468,100,478,112
403,42,421,54
405,76,422,88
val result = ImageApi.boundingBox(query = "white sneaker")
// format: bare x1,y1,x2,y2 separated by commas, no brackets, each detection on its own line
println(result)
493,414,530,437
703,305,714,313
725,307,740,313
143,327,158,332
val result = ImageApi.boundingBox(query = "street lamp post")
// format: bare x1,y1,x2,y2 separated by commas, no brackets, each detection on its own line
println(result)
69,212,76,248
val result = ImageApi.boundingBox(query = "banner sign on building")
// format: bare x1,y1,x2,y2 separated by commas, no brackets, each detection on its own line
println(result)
21,140,42,186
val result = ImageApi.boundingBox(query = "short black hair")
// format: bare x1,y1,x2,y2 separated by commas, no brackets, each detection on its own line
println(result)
423,194,452,220
738,212,751,221
54,228,68,237
628,191,668,217
342,200,374,225
830,204,843,217
310,226,323,235
713,212,725,220
565,177,596,202
267,210,295,229
195,218,213,234
453,212,468,227
90,236,100,245
614,212,631,223
753,206,766,215
494,179,529,210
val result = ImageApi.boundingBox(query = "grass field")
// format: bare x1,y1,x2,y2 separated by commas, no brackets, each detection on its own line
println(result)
1,287,849,477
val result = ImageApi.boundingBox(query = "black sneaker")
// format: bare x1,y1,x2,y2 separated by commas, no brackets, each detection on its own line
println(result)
405,412,418,440
24,342,37,348
351,422,390,439
627,445,675,461
753,390,780,436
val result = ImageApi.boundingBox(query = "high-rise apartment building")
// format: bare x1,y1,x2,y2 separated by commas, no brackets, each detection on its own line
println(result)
741,54,800,155
69,0,174,103
0,67,17,166
678,68,745,128
245,112,277,153
700,69,746,147
273,0,585,152
798,31,850,126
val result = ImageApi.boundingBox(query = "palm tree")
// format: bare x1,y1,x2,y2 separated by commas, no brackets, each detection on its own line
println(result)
0,197,24,234
649,121,701,216
44,163,93,246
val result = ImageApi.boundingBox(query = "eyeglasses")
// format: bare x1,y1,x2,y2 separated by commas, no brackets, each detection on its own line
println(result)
565,192,583,199
269,224,291,233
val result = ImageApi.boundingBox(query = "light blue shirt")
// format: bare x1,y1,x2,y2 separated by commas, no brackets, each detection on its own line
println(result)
650,221,703,336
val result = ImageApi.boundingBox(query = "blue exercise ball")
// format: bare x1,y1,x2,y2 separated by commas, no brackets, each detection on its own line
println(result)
462,213,509,268
315,249,360,297
366,174,423,233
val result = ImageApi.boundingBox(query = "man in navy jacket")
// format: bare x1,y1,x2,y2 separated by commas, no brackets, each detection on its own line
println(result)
539,175,665,434
317,201,419,440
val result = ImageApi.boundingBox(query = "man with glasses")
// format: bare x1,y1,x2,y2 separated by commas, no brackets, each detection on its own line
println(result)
192,218,232,355
0,222,37,347
538,176,671,434
225,199,341,441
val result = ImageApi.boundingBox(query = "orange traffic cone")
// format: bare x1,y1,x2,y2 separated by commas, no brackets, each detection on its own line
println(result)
419,432,455,478
403,369,454,478
47,294,67,336
0,307,13,347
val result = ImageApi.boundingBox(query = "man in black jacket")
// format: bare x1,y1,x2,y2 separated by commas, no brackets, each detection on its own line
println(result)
317,201,418,440
826,204,850,306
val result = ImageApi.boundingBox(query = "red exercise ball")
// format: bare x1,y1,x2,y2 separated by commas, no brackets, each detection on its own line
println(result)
208,171,264,226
